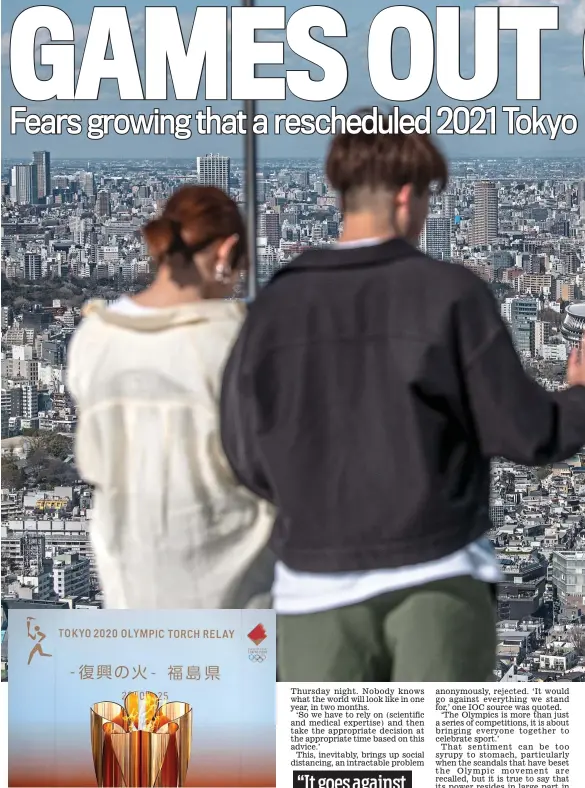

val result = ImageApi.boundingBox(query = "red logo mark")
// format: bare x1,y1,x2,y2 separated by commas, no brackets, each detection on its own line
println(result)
247,624,267,646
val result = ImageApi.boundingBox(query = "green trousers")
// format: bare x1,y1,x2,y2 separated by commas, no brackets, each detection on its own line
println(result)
277,575,497,681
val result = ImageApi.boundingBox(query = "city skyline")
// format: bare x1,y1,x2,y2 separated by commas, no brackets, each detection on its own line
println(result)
2,140,585,682
3,154,585,164
2,0,585,158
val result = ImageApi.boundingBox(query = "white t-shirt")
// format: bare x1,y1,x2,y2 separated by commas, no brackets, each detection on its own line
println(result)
272,238,502,614
108,296,158,315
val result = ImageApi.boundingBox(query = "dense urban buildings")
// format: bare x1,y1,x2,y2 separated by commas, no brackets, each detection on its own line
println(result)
1,152,584,681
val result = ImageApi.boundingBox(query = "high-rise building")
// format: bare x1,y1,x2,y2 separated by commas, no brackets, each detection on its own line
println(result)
578,180,585,219
63,310,76,332
421,215,451,261
531,320,551,357
557,281,578,303
24,252,42,281
501,297,539,356
471,181,498,246
1,306,13,329
501,297,539,324
10,164,37,205
298,170,310,188
53,553,91,599
71,216,89,245
81,172,96,197
96,190,111,217
32,151,51,201
196,154,230,193
256,180,267,202
22,383,39,420
552,551,585,619
442,192,456,225
259,211,281,247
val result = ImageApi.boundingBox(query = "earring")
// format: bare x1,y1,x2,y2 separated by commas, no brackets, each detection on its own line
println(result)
215,265,230,283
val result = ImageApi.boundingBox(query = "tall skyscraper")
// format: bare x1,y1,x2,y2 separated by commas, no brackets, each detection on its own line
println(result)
96,190,111,217
22,383,39,420
81,172,96,197
442,192,456,225
259,211,280,247
421,215,451,261
471,181,498,246
256,180,267,202
33,151,51,201
531,320,551,357
578,180,585,219
196,154,230,193
10,164,37,205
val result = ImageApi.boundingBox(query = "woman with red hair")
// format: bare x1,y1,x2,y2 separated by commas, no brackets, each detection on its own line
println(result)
67,186,274,609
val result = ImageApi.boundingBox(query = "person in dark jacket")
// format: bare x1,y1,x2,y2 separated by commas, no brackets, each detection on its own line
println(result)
220,123,585,681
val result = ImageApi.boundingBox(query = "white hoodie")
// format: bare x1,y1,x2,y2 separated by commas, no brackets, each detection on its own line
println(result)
66,298,274,609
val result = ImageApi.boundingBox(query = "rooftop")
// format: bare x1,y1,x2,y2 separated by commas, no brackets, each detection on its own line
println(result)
566,302,585,318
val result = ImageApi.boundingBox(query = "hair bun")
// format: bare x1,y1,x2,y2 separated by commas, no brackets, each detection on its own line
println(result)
141,186,247,270
143,216,176,260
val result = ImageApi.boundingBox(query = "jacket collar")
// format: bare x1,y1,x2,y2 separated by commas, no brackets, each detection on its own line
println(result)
82,298,245,331
274,237,421,277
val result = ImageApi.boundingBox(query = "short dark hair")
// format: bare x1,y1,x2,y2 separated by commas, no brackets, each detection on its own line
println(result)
326,111,448,210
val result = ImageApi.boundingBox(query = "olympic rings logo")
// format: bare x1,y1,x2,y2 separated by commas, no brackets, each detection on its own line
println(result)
249,653,266,662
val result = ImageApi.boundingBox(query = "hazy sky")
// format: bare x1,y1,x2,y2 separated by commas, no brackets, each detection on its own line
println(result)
2,0,585,159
